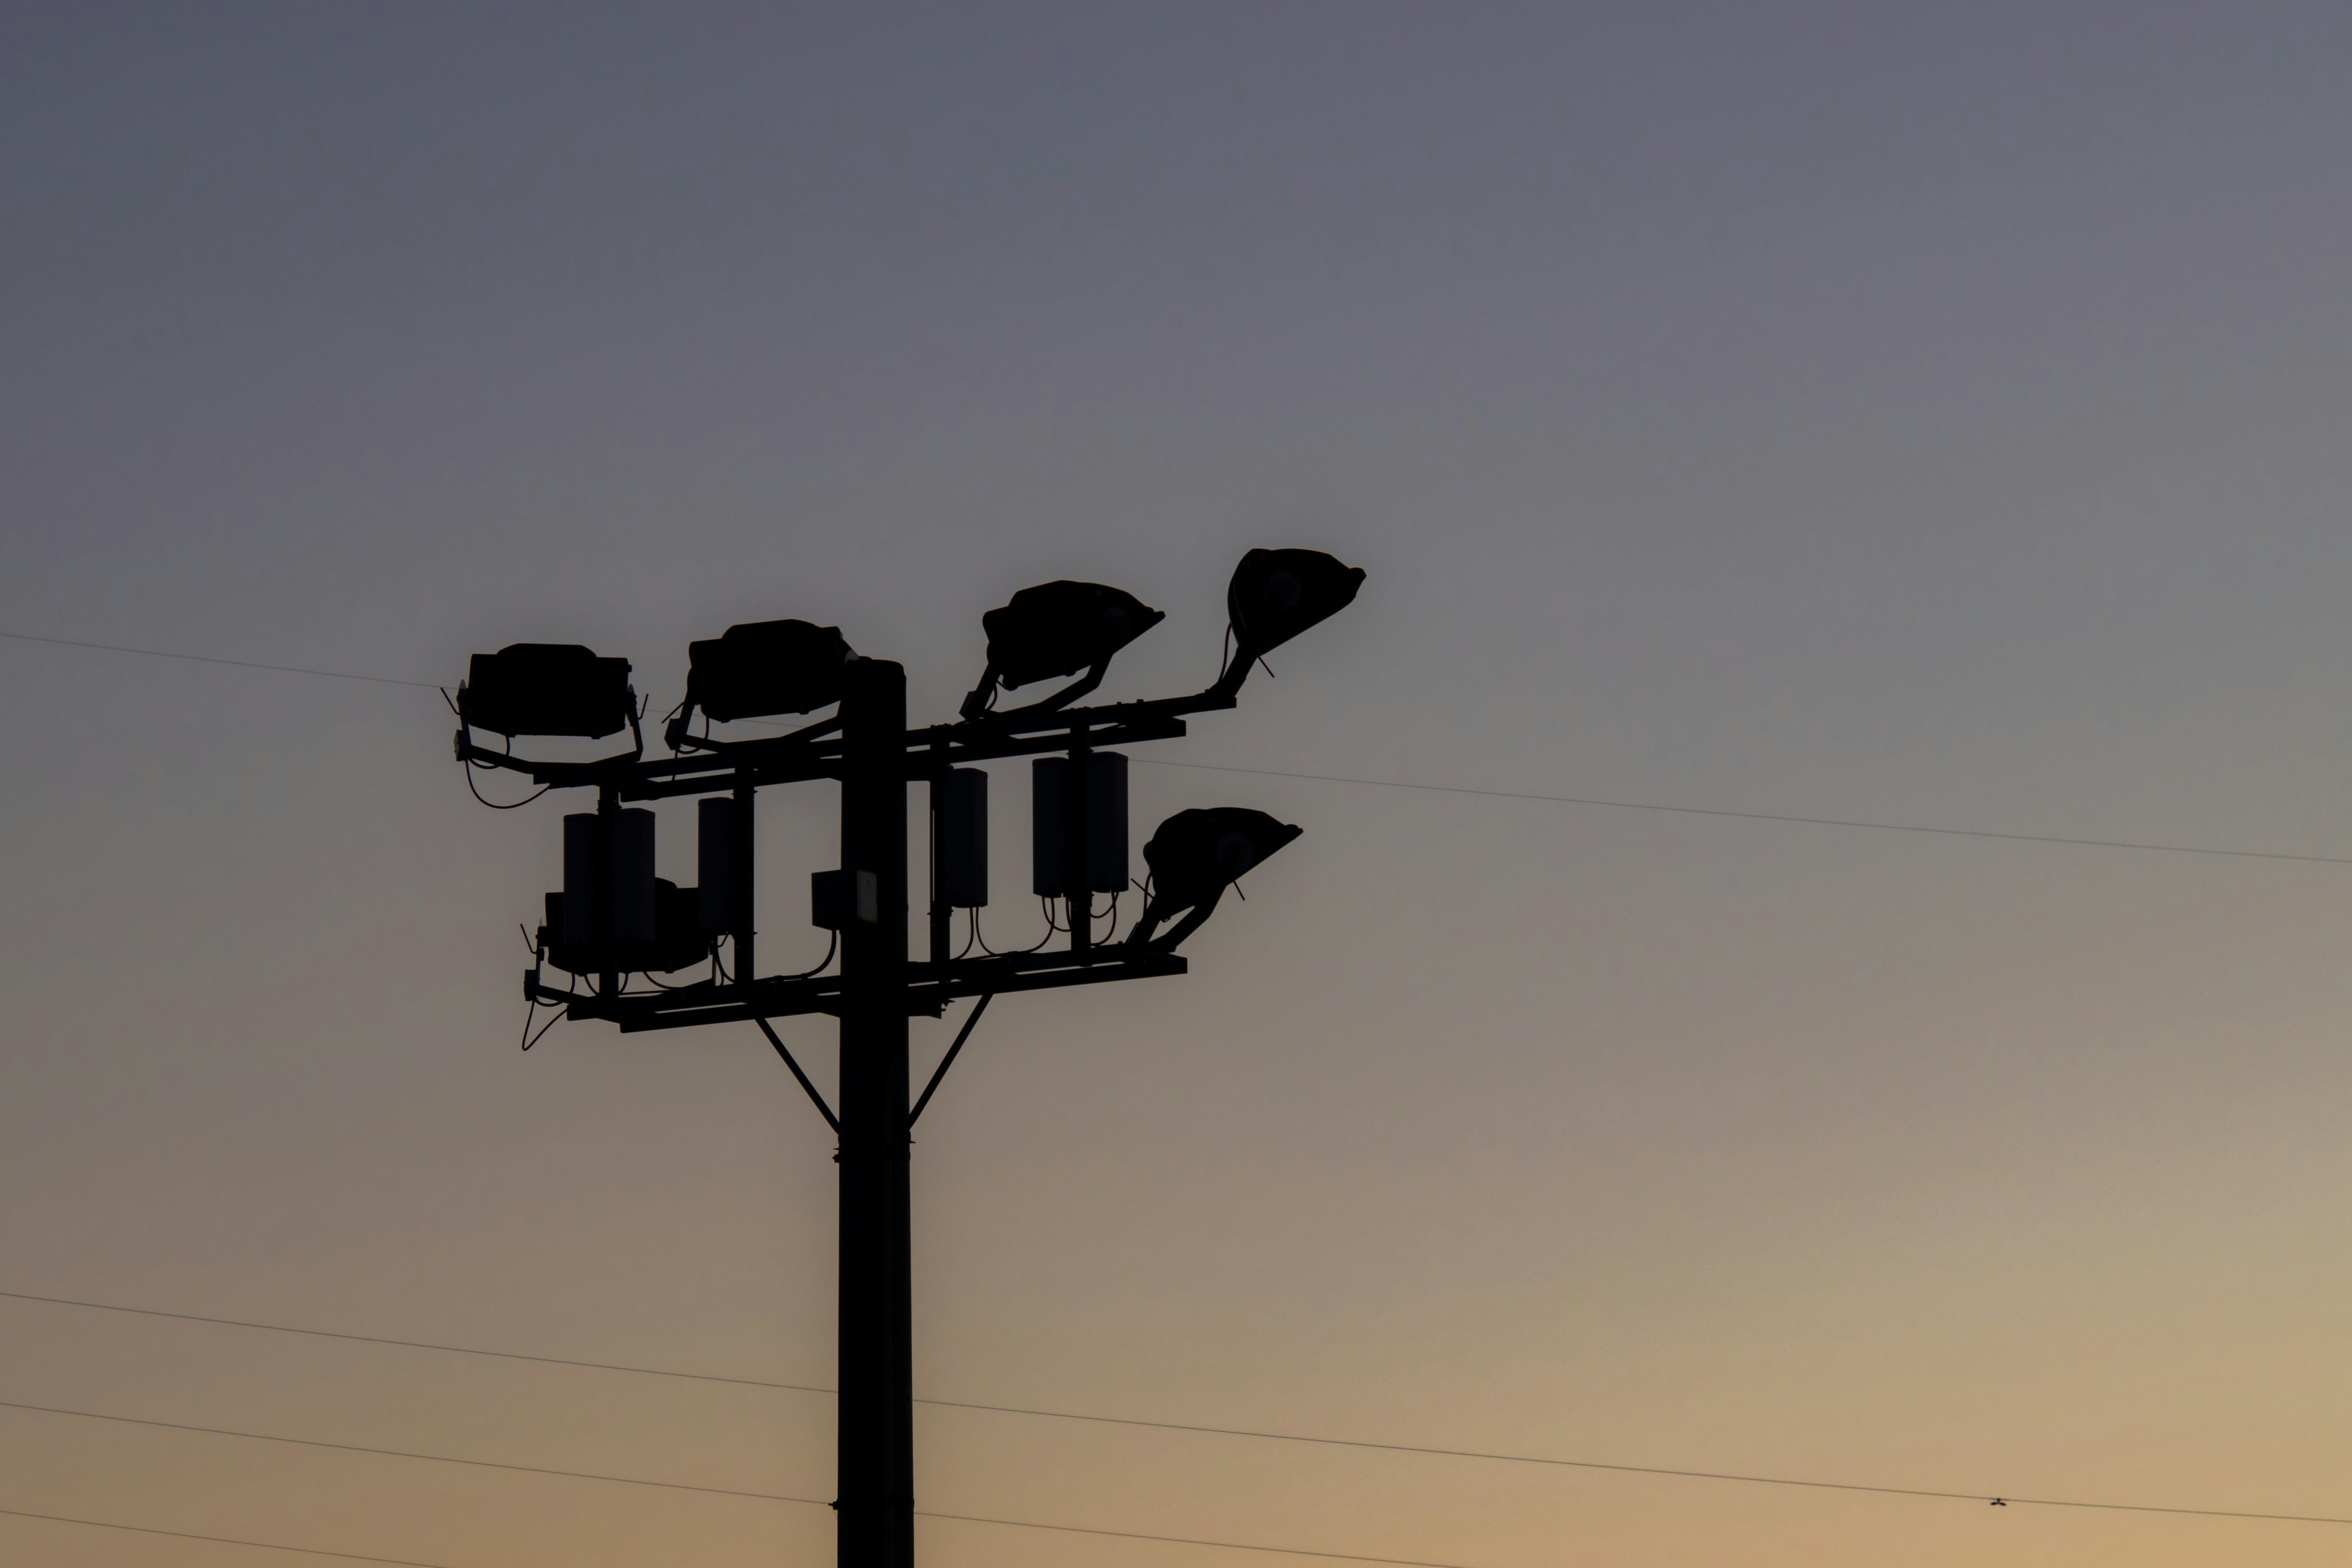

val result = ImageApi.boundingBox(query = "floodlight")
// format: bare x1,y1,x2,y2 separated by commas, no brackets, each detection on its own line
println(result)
459,643,636,739
1227,549,1365,662
1126,806,1302,952
959,581,1164,718
675,619,855,738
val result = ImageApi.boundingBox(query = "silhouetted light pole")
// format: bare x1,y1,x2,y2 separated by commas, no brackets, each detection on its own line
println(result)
451,548,1364,1568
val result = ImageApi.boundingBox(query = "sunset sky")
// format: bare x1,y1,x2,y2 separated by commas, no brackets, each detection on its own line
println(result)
6,4,2352,1565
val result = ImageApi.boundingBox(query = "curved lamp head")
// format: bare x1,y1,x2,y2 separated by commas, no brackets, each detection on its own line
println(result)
1129,806,1303,952
962,579,1164,718
460,643,636,739
684,619,855,725
1227,549,1366,664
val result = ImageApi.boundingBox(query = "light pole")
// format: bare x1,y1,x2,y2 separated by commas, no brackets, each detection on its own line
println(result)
451,548,1364,1567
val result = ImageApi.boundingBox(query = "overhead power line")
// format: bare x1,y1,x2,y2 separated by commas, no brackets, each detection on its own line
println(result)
0,1396,826,1507
8,625,2346,867
0,1398,1488,1568
9,1287,2349,1530
0,629,440,689
916,1399,2352,1528
1137,760,2352,867
0,1504,459,1567
921,1509,1479,1566
0,1287,828,1396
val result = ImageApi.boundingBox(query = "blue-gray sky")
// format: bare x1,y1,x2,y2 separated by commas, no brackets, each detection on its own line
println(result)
5,5,2352,1565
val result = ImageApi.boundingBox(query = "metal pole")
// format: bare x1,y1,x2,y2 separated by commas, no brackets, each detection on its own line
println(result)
732,776,756,992
926,735,950,969
596,782,620,1004
836,658,914,1567
1064,736,1091,953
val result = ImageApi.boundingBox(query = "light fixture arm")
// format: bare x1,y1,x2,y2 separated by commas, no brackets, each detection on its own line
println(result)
1125,887,1223,954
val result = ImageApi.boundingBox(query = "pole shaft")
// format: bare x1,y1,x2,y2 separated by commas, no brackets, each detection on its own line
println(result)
1065,739,1091,952
836,659,914,1567
926,736,950,968
733,777,756,990
596,784,620,1001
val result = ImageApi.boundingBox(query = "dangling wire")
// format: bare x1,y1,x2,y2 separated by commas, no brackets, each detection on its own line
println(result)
956,907,981,960
973,901,1057,956
520,999,564,1052
464,734,551,809
778,932,839,981
709,932,839,985
465,762,551,810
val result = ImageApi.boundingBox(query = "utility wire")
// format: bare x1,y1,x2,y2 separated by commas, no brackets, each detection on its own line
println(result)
0,1400,1488,1568
0,1504,460,1567
913,1400,2352,1527
7,627,2348,866
1137,760,2352,867
7,1287,2348,1530
0,1397,827,1507
0,630,440,689
921,1509,1480,1566
0,1287,829,1396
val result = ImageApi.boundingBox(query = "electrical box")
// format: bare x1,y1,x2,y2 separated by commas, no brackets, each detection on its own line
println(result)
562,809,656,945
813,868,880,930
936,767,988,908
697,797,736,933
1031,752,1128,897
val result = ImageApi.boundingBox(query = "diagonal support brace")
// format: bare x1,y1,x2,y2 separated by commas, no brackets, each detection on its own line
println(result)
908,993,992,1129
755,1016,840,1134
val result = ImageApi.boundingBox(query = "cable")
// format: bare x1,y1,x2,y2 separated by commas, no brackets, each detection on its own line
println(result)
462,764,551,812
520,1008,564,1052
0,1504,460,1567
911,1401,2352,1527
920,1509,1479,1567
0,1396,825,1507
6,1287,2349,1530
10,624,2352,867
0,1287,826,1395
0,1398,1496,1568
0,630,442,688
779,930,839,982
975,900,1057,956
1137,760,2352,867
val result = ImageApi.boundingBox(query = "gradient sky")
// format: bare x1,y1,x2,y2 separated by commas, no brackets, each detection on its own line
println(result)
6,4,2352,1565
